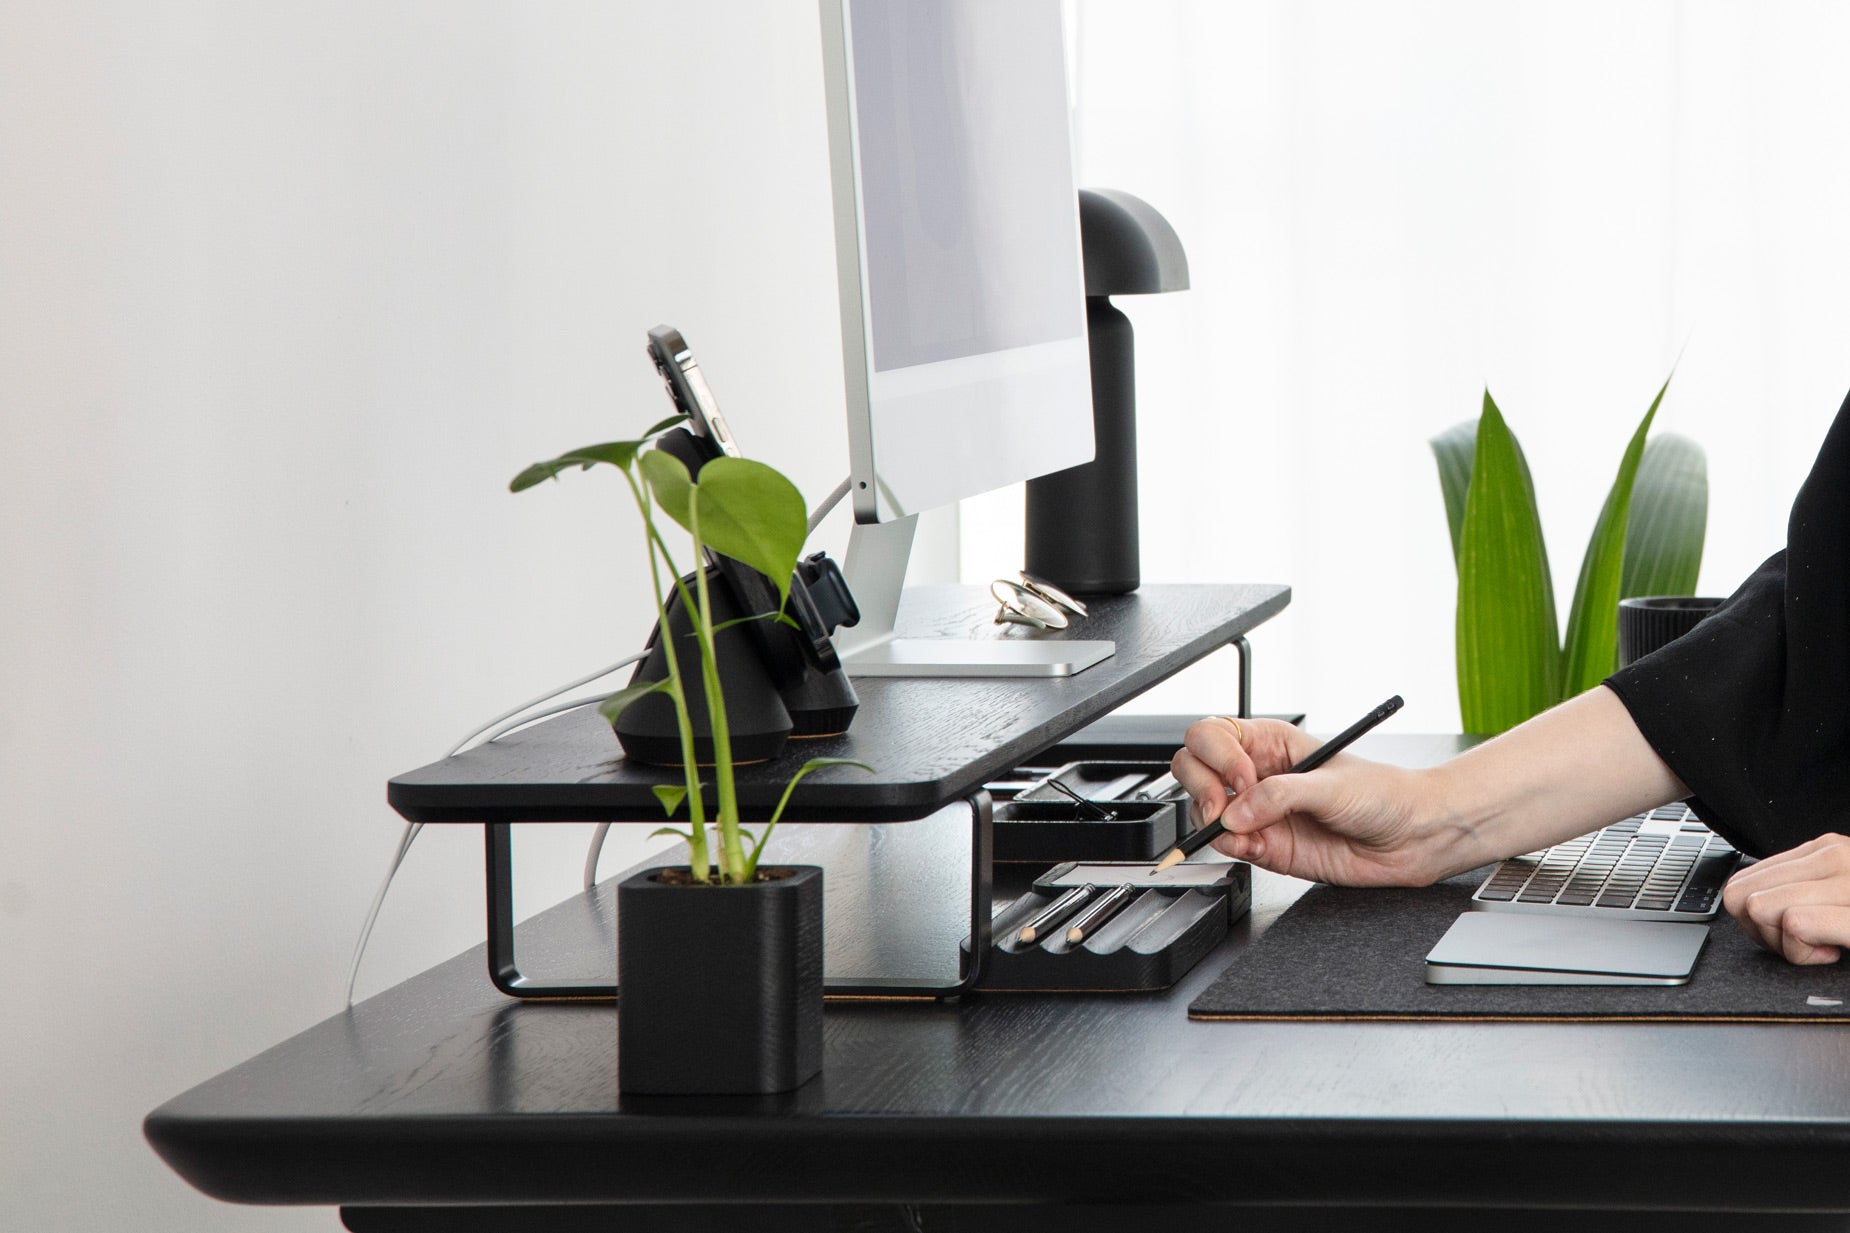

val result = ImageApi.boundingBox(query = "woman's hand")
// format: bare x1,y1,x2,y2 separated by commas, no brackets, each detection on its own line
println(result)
1169,716,1448,886
1721,834,1850,964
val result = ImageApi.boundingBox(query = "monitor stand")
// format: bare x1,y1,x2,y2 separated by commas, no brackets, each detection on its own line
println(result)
835,515,1116,679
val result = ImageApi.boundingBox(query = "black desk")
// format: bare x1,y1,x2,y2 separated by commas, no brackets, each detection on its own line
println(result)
147,729,1850,1232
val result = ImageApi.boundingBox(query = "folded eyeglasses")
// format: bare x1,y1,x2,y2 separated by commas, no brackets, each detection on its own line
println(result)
991,572,1089,631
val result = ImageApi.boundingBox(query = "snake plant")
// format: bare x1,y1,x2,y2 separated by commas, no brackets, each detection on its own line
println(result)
1432,379,1707,735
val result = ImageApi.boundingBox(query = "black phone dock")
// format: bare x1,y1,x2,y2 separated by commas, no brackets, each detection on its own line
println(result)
968,860,1251,993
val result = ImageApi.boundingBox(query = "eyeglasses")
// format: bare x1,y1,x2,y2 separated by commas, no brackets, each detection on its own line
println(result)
991,572,1088,631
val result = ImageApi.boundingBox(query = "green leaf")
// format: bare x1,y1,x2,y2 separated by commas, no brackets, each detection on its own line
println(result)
595,677,672,725
742,758,875,879
1432,418,1543,569
641,412,689,438
651,783,688,816
509,440,646,492
683,457,808,609
1430,420,1478,564
1560,378,1669,697
638,448,695,529
1456,391,1561,735
1621,432,1707,600
647,826,692,844
766,758,872,829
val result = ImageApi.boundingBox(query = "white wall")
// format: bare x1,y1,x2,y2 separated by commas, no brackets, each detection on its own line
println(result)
1,3,850,1229
6,3,1850,1230
973,0,1850,732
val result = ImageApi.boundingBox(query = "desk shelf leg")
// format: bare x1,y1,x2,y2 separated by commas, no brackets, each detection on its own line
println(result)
1232,634,1252,720
485,823,619,1000
485,795,994,1001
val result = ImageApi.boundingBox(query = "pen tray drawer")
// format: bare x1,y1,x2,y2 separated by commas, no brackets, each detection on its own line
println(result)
995,761,1183,863
967,860,1251,992
993,799,1185,863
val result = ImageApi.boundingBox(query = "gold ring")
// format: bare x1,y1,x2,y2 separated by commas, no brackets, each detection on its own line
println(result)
1217,715,1244,743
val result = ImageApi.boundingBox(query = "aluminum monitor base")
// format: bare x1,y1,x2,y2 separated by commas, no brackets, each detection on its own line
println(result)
839,515,1115,677
843,637,1116,678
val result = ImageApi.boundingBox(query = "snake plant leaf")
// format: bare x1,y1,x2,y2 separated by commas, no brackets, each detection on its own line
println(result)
1432,418,1543,567
651,783,689,816
1621,431,1707,601
1560,379,1669,697
1431,420,1478,563
595,677,673,726
1456,391,1561,735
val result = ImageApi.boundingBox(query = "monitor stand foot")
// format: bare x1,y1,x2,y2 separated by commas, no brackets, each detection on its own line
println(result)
843,638,1115,678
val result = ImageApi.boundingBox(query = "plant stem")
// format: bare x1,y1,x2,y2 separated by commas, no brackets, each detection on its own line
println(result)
623,468,710,881
686,493,747,883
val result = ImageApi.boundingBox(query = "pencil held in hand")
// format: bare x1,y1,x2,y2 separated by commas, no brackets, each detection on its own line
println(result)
1152,695,1405,873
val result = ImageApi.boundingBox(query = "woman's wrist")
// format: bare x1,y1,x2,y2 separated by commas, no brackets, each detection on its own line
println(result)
1398,762,1492,883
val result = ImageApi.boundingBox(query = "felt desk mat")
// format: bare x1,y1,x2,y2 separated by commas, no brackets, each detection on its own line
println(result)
1189,870,1850,1022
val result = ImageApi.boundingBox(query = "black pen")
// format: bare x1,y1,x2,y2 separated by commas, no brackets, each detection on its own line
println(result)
1151,694,1405,873
1016,884,1094,944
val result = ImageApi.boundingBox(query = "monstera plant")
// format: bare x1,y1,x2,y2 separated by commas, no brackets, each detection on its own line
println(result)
1432,379,1708,735
511,410,864,1095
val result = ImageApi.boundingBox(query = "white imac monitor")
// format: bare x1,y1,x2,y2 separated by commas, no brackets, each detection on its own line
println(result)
818,0,1114,677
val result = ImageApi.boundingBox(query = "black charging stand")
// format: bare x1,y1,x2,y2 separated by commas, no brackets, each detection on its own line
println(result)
610,567,796,766
611,430,861,763
1024,188,1191,596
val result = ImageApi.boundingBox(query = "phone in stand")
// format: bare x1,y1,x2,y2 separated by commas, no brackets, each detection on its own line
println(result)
643,325,852,688
647,325,741,458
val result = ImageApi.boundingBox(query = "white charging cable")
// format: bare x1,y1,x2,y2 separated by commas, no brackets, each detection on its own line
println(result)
344,652,645,1008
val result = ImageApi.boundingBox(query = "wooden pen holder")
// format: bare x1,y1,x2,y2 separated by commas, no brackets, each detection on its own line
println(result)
967,860,1251,992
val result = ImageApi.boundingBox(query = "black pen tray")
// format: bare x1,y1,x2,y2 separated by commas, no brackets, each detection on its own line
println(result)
968,860,1251,992
995,761,1183,863
993,799,1185,863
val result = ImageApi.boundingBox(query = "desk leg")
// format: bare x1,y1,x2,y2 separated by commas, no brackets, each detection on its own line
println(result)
484,794,995,1001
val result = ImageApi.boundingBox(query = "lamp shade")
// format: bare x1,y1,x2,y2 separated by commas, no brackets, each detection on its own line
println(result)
1078,188,1190,297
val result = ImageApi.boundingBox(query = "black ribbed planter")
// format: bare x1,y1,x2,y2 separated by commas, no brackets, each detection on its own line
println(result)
616,864,823,1095
1617,596,1725,667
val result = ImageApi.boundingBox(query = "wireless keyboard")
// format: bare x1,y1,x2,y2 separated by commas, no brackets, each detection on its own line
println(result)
1471,805,1741,923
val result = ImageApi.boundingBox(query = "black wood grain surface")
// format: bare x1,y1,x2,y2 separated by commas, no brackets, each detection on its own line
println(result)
147,734,1850,1217
387,584,1288,823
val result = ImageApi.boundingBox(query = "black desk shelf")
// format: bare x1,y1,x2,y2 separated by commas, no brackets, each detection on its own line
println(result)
384,584,1289,1000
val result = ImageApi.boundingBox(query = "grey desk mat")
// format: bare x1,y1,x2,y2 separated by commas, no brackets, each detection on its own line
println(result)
1191,870,1850,1022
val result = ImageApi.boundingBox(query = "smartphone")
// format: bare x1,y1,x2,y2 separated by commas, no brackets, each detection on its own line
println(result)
643,327,849,684
647,325,740,458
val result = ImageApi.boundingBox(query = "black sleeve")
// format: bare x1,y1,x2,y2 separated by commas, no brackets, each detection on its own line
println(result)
1604,391,1850,858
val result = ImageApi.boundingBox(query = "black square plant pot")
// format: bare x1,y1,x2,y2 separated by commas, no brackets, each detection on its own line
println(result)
617,864,824,1095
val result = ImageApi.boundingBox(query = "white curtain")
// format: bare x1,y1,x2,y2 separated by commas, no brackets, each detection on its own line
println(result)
963,0,1850,733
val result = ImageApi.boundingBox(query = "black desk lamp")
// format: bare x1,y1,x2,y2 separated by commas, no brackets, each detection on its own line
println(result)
1025,188,1190,595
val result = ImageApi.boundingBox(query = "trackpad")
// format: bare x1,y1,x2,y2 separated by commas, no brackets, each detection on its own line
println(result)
1425,911,1709,985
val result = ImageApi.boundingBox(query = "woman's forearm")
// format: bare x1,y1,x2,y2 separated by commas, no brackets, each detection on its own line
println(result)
1415,685,1689,880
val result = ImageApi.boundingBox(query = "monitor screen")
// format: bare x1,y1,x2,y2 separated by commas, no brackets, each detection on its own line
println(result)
849,0,1085,372
823,0,1095,523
